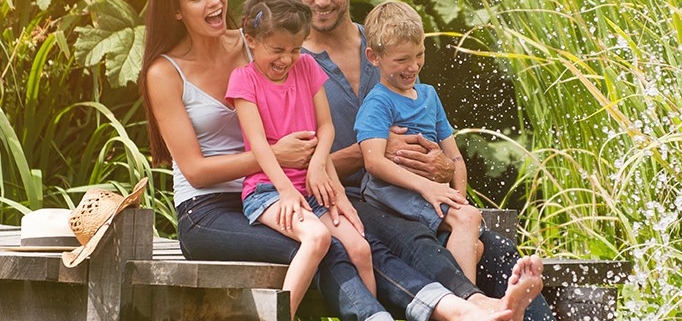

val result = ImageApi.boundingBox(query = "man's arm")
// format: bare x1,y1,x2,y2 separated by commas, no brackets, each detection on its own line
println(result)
331,143,365,180
385,127,456,183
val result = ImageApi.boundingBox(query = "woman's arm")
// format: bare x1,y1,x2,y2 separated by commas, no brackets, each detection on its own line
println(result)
146,58,315,189
147,59,259,187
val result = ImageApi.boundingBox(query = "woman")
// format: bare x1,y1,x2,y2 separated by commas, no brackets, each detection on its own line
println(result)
139,0,519,320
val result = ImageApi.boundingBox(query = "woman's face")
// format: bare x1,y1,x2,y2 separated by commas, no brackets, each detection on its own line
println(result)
248,30,306,83
177,0,228,37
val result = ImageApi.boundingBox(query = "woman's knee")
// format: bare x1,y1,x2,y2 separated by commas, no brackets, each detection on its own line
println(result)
447,205,482,228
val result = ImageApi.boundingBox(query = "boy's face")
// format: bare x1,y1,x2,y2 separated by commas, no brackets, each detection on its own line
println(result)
367,41,425,95
247,30,306,83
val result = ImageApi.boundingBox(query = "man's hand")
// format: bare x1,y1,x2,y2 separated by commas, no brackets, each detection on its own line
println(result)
273,131,318,169
386,127,455,183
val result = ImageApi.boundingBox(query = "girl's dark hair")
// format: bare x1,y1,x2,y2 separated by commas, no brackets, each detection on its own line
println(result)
242,0,312,40
138,0,237,166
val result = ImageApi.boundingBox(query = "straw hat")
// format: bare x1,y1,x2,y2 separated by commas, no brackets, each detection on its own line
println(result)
61,177,148,268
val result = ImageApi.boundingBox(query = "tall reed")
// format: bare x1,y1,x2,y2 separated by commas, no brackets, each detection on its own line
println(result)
459,0,681,317
0,1,176,236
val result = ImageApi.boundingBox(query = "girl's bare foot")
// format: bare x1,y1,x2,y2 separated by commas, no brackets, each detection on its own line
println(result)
501,255,544,321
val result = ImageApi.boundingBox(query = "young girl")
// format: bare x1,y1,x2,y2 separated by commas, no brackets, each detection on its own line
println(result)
225,0,375,317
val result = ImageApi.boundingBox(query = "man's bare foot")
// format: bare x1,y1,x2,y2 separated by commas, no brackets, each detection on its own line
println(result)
432,293,513,321
458,305,513,321
501,255,544,321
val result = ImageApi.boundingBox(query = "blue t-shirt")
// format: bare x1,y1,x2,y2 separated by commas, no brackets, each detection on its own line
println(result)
355,83,454,146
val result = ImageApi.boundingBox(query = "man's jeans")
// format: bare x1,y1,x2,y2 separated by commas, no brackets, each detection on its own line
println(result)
352,196,556,321
177,192,453,321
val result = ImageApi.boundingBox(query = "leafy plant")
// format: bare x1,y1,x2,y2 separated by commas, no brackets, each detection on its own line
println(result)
0,0,175,237
459,0,682,318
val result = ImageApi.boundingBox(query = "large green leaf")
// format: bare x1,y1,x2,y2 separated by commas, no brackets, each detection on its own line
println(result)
432,0,461,25
74,0,144,87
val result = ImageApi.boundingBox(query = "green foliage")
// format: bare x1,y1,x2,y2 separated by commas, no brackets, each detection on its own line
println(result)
460,0,682,317
0,0,174,237
74,0,145,87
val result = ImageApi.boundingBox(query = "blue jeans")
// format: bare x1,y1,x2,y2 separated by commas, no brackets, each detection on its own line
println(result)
352,196,556,321
177,193,452,321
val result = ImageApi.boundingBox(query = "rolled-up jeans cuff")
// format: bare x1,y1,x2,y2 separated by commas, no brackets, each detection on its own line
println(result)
405,282,451,321
366,311,394,321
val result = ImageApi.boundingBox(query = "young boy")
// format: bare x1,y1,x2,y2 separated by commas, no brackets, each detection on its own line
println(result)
354,1,484,285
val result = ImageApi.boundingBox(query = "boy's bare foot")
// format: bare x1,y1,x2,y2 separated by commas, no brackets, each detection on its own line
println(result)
501,255,544,321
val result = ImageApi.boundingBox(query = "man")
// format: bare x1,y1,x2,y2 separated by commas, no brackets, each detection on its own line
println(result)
301,0,556,319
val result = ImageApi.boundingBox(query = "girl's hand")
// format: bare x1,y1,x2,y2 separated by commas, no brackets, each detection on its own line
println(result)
330,195,365,236
419,181,467,218
277,188,311,230
273,131,318,169
306,167,337,208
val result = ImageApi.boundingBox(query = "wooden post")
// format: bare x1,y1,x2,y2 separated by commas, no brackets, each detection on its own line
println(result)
86,208,153,321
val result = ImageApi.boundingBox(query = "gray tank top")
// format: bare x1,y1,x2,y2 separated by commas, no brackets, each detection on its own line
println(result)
161,54,244,206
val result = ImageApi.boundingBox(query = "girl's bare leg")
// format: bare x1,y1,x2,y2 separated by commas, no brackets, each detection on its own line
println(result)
258,203,331,319
320,214,377,296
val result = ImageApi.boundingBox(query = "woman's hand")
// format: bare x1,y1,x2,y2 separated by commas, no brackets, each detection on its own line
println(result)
273,131,318,169
386,127,455,183
277,187,312,230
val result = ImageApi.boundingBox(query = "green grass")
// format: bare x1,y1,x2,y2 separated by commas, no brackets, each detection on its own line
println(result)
458,0,682,318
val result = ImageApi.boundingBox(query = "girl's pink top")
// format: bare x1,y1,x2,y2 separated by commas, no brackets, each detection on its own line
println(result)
226,54,329,199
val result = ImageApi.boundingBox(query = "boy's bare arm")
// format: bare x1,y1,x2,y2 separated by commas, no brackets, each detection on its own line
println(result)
439,136,467,197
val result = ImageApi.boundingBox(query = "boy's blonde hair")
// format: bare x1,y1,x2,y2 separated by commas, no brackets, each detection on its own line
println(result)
364,1,424,55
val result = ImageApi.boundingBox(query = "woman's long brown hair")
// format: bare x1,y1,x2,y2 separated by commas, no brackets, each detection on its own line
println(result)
139,0,237,166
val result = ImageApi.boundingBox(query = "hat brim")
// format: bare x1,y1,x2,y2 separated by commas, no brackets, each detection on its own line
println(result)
0,245,79,252
61,177,148,268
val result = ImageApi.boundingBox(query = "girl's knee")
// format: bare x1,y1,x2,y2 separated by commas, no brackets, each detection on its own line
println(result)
345,237,372,263
300,224,332,253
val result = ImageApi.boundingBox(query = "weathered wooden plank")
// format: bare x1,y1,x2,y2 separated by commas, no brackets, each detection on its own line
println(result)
544,285,618,321
126,260,288,289
0,224,20,231
87,208,154,321
122,287,290,321
0,253,87,283
542,258,631,287
0,280,86,321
